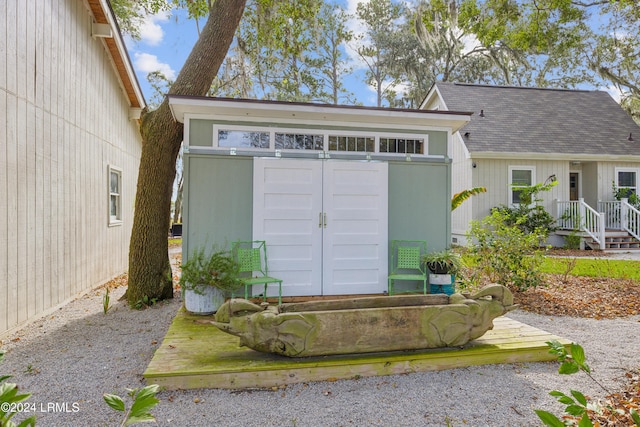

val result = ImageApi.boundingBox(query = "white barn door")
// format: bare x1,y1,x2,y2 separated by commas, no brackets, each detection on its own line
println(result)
253,158,388,296
322,161,388,295
253,158,323,296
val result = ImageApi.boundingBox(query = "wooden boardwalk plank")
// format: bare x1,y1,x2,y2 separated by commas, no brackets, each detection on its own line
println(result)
144,308,570,390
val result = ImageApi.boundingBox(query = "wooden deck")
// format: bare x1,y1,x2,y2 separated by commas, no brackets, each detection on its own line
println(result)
144,307,570,390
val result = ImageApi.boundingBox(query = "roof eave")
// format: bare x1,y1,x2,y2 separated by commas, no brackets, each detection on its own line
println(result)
168,95,472,132
86,0,146,110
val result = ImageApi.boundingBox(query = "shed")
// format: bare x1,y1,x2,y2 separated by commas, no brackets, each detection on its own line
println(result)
169,96,471,297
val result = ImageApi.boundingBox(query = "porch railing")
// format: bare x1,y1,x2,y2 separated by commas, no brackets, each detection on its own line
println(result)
598,198,640,241
556,198,640,247
555,198,605,246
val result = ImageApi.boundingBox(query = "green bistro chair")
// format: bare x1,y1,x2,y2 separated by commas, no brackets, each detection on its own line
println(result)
387,240,428,295
232,240,283,304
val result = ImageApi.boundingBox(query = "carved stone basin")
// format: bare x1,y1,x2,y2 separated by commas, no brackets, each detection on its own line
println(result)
211,284,516,357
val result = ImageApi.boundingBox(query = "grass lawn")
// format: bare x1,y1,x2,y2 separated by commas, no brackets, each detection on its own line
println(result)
540,256,640,281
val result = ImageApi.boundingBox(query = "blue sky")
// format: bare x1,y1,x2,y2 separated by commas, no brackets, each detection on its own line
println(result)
124,1,621,107
124,1,382,105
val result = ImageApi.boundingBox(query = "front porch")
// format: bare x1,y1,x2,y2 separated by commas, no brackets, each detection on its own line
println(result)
144,307,569,390
554,199,640,250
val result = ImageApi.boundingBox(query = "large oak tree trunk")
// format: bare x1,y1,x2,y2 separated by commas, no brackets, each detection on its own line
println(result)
127,0,247,305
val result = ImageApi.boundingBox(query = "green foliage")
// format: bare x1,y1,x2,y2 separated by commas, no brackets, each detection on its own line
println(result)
180,247,241,293
421,249,462,276
103,288,111,315
0,352,37,427
564,232,582,250
534,341,640,427
540,257,640,280
132,295,159,310
467,208,546,290
104,384,160,426
494,181,558,239
612,180,640,209
451,187,486,211
110,0,171,40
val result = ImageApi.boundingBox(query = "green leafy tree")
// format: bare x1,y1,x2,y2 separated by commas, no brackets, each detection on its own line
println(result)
354,0,405,107
309,2,356,104
122,0,248,305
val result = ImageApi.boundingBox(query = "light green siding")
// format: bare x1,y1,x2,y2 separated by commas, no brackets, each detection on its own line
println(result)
189,120,215,147
183,155,253,259
427,131,448,156
388,161,451,252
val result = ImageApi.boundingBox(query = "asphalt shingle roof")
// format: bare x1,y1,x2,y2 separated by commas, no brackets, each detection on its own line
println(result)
434,82,640,156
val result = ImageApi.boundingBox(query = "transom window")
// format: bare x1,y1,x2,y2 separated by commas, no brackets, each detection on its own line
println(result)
380,137,425,154
275,133,323,150
218,130,269,148
212,125,429,156
509,166,535,206
108,166,122,226
328,135,375,152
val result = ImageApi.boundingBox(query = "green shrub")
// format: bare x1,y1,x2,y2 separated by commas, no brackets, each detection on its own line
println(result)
1,352,36,427
467,209,546,291
564,232,582,250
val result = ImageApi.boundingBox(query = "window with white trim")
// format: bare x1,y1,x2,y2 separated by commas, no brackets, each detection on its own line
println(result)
379,137,425,154
212,125,430,156
328,135,375,152
616,168,638,197
275,132,324,150
218,130,269,148
509,166,535,206
109,166,122,226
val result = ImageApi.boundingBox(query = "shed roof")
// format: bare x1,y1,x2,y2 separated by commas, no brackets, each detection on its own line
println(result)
427,82,640,157
168,95,472,133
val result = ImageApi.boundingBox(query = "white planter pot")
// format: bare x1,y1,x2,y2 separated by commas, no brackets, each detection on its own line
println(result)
184,285,225,315
428,273,455,295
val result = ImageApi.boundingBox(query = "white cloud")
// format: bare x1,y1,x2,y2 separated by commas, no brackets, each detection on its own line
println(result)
133,52,176,80
139,11,170,46
603,85,623,103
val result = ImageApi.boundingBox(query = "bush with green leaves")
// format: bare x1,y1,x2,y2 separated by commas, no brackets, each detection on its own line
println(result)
467,208,546,290
493,181,558,240
0,352,36,427
536,341,640,427
612,180,640,209
104,384,160,426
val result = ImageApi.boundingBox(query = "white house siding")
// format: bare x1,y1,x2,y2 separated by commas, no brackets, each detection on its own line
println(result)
0,0,142,335
451,135,473,244
470,158,569,224
596,161,640,205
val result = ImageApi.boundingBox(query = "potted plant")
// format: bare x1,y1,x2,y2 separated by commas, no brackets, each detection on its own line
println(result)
179,246,241,315
421,249,461,295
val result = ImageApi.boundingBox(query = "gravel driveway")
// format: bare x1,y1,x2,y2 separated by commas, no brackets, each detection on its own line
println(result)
1,257,639,426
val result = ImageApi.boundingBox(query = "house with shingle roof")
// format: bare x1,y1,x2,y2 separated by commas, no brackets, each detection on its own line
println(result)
422,82,640,249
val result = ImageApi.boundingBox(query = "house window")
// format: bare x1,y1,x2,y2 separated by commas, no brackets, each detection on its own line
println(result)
509,166,535,205
379,137,424,154
275,133,324,150
218,130,270,148
616,168,638,197
109,166,122,226
328,135,375,152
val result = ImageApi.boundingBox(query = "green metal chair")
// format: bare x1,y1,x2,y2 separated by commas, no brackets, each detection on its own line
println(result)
387,240,428,295
232,240,283,304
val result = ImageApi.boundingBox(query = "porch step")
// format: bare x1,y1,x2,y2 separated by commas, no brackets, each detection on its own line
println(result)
585,232,640,251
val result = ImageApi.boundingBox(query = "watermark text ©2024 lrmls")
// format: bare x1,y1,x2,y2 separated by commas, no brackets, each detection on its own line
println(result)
1,401,80,414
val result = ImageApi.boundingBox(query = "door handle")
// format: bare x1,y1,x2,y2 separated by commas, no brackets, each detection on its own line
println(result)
319,212,323,228
324,213,327,228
